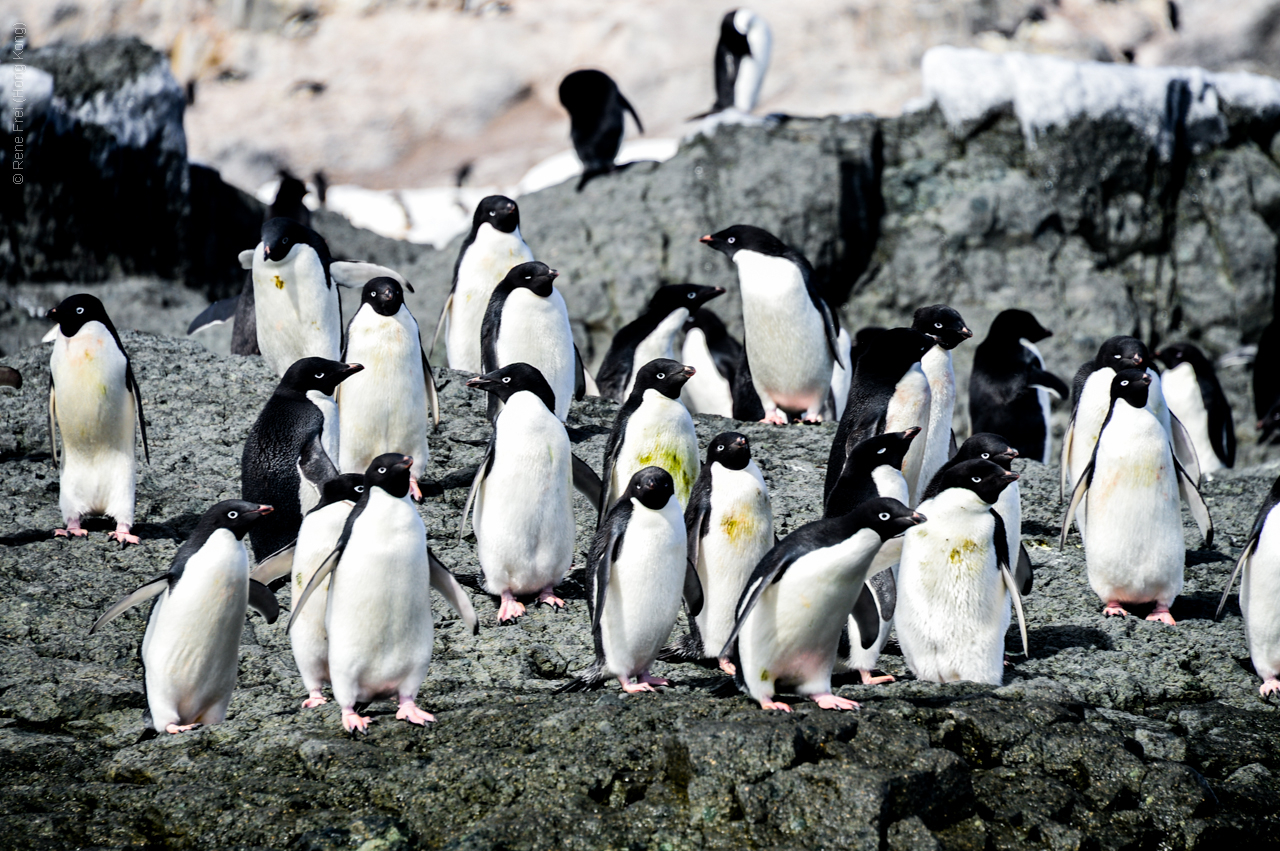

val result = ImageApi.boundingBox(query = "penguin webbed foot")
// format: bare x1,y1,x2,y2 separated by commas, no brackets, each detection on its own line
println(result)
497,591,527,624
858,670,895,685
53,523,89,538
536,587,566,610
761,410,788,426
342,709,372,733
1260,679,1280,697
811,693,860,711
1145,605,1177,626
719,657,737,676
301,691,328,709
395,698,435,726
108,525,140,545
637,670,669,688
759,697,792,712
165,722,202,734
1102,601,1131,618
619,678,656,694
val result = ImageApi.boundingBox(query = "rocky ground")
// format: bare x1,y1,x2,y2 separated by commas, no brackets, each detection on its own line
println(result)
3,332,1280,849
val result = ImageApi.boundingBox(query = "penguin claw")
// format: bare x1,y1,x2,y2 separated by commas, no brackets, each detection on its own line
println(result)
53,527,89,538
342,710,372,733
497,592,526,623
1145,606,1177,626
536,588,566,609
719,658,736,676
619,679,656,693
1102,602,1130,618
811,693,860,711
759,699,792,712
858,671,895,685
165,723,201,734
301,694,328,709
108,529,141,545
637,671,669,687
395,700,435,726
761,410,788,426
1260,679,1280,697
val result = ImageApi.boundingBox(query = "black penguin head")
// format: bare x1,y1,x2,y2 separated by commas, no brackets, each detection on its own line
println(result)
361,277,406,317
319,473,366,507
706,432,752,471
202,500,274,541
472,195,520,234
845,427,921,474
632,358,696,400
558,69,618,124
648,284,725,317
364,453,414,499
1094,335,1148,371
1155,342,1211,376
699,225,790,260
856,327,934,379
466,362,556,413
47,294,115,338
625,465,676,510
955,433,1019,471
261,217,325,263
498,261,558,297
937,459,1019,504
912,304,972,350
684,307,731,339
280,357,364,396
987,309,1052,344
850,497,927,542
720,11,752,55
1110,368,1152,409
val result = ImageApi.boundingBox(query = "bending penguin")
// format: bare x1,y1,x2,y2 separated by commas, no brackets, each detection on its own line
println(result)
1216,470,1280,695
47,294,150,545
89,500,278,734
680,308,743,418
558,69,644,191
1156,342,1235,475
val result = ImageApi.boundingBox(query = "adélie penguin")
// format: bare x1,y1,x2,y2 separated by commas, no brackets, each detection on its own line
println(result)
289,454,478,732
897,459,1029,685
912,304,973,500
1156,342,1235,475
558,69,644,192
680,308,742,418
722,498,925,712
47,294,150,545
700,225,846,423
1060,370,1213,625
89,500,278,734
338,277,440,500
708,9,772,116
432,196,535,373
1216,471,1280,695
596,284,726,403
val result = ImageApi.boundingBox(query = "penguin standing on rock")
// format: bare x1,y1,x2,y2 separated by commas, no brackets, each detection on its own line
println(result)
558,70,644,192
706,9,772,116
912,304,973,500
89,500,278,734
680,308,742,418
47,294,150,545
1216,471,1280,695
1156,342,1235,475
699,225,845,424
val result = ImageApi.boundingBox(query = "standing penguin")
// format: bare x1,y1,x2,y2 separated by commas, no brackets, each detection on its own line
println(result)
47,294,150,544
1061,370,1213,624
1216,472,1280,695
338,277,440,500
289,454,478,732
596,284,726,403
829,327,854,421
558,69,644,192
1156,342,1235,474
599,359,700,514
825,428,921,520
722,498,925,712
896,460,1029,684
825,327,934,502
680,308,742,418
89,500,278,734
699,225,846,423
432,196,535,373
969,309,1069,463
241,357,364,561
912,304,973,498
480,262,584,422
706,9,772,116
665,432,773,672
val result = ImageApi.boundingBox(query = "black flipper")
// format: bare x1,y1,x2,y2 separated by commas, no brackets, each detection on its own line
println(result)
1015,543,1034,596
572,453,604,513
851,582,881,651
187,295,240,334
428,549,479,635
126,362,150,464
247,580,279,623
89,574,170,634
683,559,704,619
574,345,587,401
719,545,804,657
421,347,441,430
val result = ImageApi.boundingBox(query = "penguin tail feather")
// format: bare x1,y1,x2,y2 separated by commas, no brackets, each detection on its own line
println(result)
552,662,609,694
656,633,707,663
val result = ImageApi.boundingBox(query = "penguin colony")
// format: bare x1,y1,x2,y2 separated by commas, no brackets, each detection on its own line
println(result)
46,9,1280,738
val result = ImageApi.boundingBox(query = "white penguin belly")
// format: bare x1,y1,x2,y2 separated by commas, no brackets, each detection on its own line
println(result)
625,309,687,400
918,346,955,497
884,363,931,504
493,288,576,421
830,328,853,421
610,391,700,507
141,530,248,729
1162,362,1221,474
1022,339,1053,464
289,501,354,693
253,245,341,376
339,309,430,480
474,396,574,596
841,563,897,673
680,327,734,417
1242,511,1280,682
447,225,534,372
599,500,687,679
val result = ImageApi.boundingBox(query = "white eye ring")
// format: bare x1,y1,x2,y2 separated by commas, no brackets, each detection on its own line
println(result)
934,322,942,329
502,376,511,383
727,237,735,243
656,373,666,379
378,467,387,474
76,307,84,315
315,373,324,379
228,510,238,519
355,486,364,493
717,445,724,451
981,452,990,459
525,275,532,280
878,512,890,521
687,292,695,299
877,447,886,454
1114,354,1121,359
1121,380,1129,386
489,210,496,216
971,476,981,483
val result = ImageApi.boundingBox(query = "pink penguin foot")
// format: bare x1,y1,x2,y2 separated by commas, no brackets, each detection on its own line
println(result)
1146,606,1177,626
1261,679,1280,697
409,479,424,502
761,409,788,425
301,690,328,709
536,587,566,609
859,670,895,685
759,698,793,712
619,677,656,694
1102,601,1131,618
342,710,372,733
801,412,823,424
497,591,526,624
395,699,436,726
54,519,88,538
108,525,140,545
165,722,201,734
637,671,669,687
812,693,860,711
719,658,737,676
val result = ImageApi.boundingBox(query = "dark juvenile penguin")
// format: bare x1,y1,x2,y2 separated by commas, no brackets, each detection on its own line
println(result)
680,308,742,417
1216,471,1280,695
596,284,725,402
241,357,364,561
707,9,772,115
912,304,973,500
47,294,150,545
969,309,1069,463
1254,319,1280,423
1156,342,1235,474
558,70,644,191
89,500,278,734
825,428,921,521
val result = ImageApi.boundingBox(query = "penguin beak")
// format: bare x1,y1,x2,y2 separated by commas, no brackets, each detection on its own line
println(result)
904,426,922,440
682,366,697,378
1139,373,1152,385
394,455,413,471
960,327,973,339
263,244,270,262
732,435,747,449
46,307,57,321
910,511,927,525
247,505,274,520
1001,448,1019,461
698,235,714,245
339,363,364,379
466,375,496,391
1002,471,1020,484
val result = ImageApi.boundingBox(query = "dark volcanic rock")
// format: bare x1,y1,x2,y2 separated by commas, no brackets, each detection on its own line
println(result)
3,333,1280,849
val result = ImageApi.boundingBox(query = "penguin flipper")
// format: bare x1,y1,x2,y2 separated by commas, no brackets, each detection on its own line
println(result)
1000,563,1031,657
89,574,169,634
247,580,280,624
1059,418,1075,502
1170,414,1202,486
329,261,408,290
851,583,881,651
814,296,846,371
287,549,340,632
1015,543,1034,596
1060,461,1092,548
571,453,604,513
186,295,240,334
1028,367,1070,400
683,559,704,619
720,545,802,658
574,346,587,402
249,544,296,586
460,434,495,540
685,496,709,581
430,292,452,359
589,519,625,638
238,249,254,270
1216,541,1254,620
126,363,150,464
420,347,441,429
619,92,644,134
428,549,479,635
299,432,339,490
1174,457,1214,548
48,382,60,468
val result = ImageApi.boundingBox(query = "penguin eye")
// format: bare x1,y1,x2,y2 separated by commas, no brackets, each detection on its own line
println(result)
878,512,890,521
717,445,724,451
315,372,324,379
1113,354,1121,359
282,237,290,245
75,307,84,315
378,467,387,474
502,376,511,383
1121,380,1129,386
981,452,990,459
727,237,735,244
656,373,666,379
971,477,981,483
877,447,886,454
687,292,695,299
934,322,942,329
227,510,239,519
489,210,496,216
355,486,364,493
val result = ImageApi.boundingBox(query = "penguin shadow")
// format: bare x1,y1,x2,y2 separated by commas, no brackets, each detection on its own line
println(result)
1023,625,1113,660
2,513,199,546
566,424,610,443
1166,591,1231,623
1020,519,1061,539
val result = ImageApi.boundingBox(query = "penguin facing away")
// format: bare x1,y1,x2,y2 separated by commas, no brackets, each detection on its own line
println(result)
723,497,925,712
680,308,742,418
338,277,440,500
710,9,772,115
47,294,150,545
1216,471,1280,695
558,69,644,192
1156,342,1235,474
289,454,478,732
89,500,278,734
911,304,973,499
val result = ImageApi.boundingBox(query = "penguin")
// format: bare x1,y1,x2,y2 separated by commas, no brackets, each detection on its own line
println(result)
241,357,364,561
89,500,278,734
562,466,699,692
896,459,1029,685
596,284,726,402
481,261,585,422
289,454,478,732
185,277,260,356
680,308,742,418
707,9,772,116
830,327,853,421
1254,318,1280,423
47,294,150,545
722,498,925,712
825,428,921,520
337,276,440,499
1216,471,1280,695
1262,397,1280,445
699,225,846,424
431,195,535,373
268,171,312,225
825,327,934,503
599,358,700,515
558,69,644,191
1060,369,1213,624
912,304,974,499
969,309,1069,464
1155,342,1235,474
461,364,581,623
664,432,773,672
